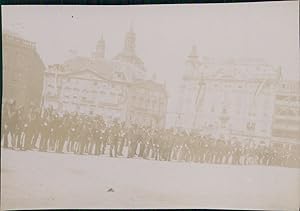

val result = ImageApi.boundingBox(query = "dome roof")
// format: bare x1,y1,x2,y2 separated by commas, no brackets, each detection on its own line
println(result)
114,51,145,71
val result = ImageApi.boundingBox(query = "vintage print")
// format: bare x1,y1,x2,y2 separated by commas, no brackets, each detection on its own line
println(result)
1,2,299,210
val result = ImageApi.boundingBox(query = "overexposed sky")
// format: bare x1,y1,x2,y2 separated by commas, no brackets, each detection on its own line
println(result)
2,1,299,97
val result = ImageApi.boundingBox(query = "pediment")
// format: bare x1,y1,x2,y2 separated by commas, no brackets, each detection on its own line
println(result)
216,72,235,80
64,69,107,81
213,68,237,80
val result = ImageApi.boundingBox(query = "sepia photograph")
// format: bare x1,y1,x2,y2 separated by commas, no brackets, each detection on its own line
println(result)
1,1,300,210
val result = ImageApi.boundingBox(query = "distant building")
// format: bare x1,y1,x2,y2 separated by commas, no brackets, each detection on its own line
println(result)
43,28,168,128
43,60,128,121
271,80,300,144
2,31,45,107
126,79,168,128
174,45,281,142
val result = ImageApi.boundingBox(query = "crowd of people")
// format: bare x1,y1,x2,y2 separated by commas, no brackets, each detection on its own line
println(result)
1,100,299,168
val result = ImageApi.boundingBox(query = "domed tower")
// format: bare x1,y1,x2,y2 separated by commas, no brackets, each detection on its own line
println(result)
178,45,205,130
95,34,105,59
114,24,146,76
187,45,200,67
184,45,201,80
124,25,136,55
189,45,198,59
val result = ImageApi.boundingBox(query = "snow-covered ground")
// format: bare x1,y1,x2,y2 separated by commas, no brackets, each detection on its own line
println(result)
1,149,299,210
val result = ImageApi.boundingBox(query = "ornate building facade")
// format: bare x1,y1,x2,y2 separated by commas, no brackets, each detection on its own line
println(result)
2,31,45,107
43,28,168,128
272,80,300,144
174,46,281,142
126,79,168,128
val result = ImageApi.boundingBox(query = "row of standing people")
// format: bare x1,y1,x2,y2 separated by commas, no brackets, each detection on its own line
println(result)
1,101,299,168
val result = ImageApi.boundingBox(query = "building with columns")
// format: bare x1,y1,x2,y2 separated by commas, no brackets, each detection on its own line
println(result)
43,27,168,128
173,45,281,142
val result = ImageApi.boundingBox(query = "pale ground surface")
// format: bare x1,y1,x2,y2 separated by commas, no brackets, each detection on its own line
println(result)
1,149,299,210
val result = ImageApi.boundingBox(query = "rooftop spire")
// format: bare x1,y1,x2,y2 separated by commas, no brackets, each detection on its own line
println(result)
124,23,136,55
185,45,201,71
189,45,198,59
96,33,105,59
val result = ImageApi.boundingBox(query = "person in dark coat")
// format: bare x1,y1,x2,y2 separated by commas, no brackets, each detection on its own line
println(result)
23,109,35,151
128,126,138,158
39,109,52,152
1,101,10,148
30,108,42,149
7,100,18,148
117,123,126,156
101,127,109,154
109,122,120,157
78,123,89,155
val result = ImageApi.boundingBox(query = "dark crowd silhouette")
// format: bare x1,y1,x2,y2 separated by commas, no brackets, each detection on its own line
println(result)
1,100,299,169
